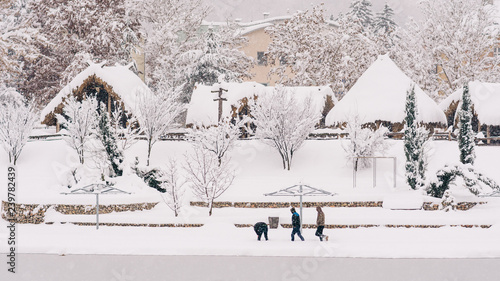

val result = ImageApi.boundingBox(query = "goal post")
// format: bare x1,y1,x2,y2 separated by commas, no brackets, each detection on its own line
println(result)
352,156,397,188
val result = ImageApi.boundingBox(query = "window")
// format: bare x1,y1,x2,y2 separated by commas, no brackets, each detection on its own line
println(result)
494,47,500,57
257,51,267,66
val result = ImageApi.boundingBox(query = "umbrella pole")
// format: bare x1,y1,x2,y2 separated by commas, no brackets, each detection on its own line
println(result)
299,185,303,232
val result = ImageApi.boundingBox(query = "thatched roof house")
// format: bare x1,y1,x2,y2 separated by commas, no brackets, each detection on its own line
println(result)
325,55,447,132
439,81,500,138
186,82,337,127
40,61,149,126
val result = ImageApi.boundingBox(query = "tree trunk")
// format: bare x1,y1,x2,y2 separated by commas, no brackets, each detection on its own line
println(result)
147,138,152,166
208,200,213,216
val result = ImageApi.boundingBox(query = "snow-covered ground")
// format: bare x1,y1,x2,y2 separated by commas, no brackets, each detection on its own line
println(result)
1,138,500,258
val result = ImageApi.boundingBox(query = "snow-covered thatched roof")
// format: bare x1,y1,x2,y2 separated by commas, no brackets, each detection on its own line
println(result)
325,55,447,126
186,82,337,126
40,61,148,123
439,81,500,126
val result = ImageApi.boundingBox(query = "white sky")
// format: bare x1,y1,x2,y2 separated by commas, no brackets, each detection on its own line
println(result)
202,0,423,25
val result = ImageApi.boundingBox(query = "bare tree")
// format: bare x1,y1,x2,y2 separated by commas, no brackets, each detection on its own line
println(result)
56,95,98,164
134,84,184,166
159,159,186,217
0,87,38,165
251,86,321,170
184,145,234,216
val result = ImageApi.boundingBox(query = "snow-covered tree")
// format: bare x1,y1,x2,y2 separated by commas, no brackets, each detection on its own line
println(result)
265,4,377,96
374,2,396,35
391,0,500,100
251,86,320,170
57,95,98,164
0,0,41,89
343,114,389,171
110,103,139,152
404,85,429,190
346,0,374,31
187,117,242,166
159,159,186,217
132,0,209,93
0,87,38,164
457,84,475,165
94,104,124,177
180,25,254,101
135,84,184,166
184,145,235,216
23,0,140,105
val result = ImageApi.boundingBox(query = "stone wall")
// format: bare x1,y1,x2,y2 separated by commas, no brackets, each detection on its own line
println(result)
1,201,159,224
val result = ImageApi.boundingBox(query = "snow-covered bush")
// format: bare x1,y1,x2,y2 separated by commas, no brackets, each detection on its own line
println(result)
57,95,98,164
457,84,475,165
187,117,242,166
404,85,430,190
342,114,389,171
427,164,499,198
441,191,456,212
0,88,38,164
251,85,320,170
184,145,235,216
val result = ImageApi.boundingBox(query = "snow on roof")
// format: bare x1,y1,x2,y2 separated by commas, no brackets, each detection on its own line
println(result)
440,81,500,126
40,62,148,122
186,82,337,126
325,55,447,126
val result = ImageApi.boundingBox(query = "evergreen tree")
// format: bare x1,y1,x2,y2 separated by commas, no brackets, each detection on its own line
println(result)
458,84,476,165
96,106,123,177
374,2,397,35
404,85,429,190
347,0,374,31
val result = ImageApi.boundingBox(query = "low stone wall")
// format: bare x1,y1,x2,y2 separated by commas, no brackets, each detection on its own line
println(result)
423,202,486,211
1,201,159,224
62,222,203,227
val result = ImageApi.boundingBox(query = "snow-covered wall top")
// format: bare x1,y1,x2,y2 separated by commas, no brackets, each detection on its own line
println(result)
186,82,337,126
40,62,148,122
325,55,447,126
440,81,500,126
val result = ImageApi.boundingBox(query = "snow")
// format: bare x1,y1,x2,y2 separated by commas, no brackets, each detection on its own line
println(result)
440,81,500,126
40,62,149,123
1,138,500,258
325,55,447,126
186,82,337,126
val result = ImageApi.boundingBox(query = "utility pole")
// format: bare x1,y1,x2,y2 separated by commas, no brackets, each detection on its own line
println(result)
212,86,228,122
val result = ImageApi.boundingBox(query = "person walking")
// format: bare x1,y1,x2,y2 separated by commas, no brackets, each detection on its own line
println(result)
290,207,304,241
315,206,328,241
253,222,269,241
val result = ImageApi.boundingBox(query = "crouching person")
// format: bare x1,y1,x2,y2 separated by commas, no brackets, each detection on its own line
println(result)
254,222,269,241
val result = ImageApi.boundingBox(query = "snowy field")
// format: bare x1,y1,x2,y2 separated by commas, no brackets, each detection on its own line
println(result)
1,138,500,260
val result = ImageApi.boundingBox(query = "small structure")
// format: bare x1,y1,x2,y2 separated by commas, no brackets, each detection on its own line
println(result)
40,61,150,129
325,55,447,132
439,81,500,144
264,184,336,230
186,82,337,127
61,183,131,230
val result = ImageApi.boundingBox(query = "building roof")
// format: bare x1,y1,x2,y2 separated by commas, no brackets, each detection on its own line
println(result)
40,62,149,123
439,81,500,126
325,55,447,126
186,82,337,126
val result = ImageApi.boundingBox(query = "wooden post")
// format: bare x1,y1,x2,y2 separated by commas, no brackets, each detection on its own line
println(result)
211,86,228,123
487,125,491,145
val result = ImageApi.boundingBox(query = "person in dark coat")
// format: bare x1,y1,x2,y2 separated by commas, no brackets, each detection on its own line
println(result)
290,207,304,241
254,222,268,241
315,206,328,241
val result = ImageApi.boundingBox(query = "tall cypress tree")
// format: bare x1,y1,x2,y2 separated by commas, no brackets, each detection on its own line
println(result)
97,107,123,177
404,84,428,189
458,84,475,165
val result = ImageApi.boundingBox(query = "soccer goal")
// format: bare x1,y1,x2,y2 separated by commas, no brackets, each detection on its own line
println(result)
352,156,397,188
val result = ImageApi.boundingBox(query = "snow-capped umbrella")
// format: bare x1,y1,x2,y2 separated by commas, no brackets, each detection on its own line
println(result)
61,183,131,230
264,184,336,230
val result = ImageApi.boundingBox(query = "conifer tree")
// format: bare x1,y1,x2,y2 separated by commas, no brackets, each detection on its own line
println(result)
404,85,429,189
347,0,374,31
458,84,475,165
96,106,123,177
374,2,397,35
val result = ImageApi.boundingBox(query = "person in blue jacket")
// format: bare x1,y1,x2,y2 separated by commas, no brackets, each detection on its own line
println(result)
290,207,304,241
